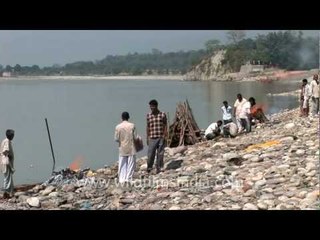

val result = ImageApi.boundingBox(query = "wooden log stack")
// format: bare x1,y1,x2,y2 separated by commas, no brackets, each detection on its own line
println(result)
167,100,202,148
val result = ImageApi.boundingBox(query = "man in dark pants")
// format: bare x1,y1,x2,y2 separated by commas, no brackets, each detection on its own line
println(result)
146,99,167,174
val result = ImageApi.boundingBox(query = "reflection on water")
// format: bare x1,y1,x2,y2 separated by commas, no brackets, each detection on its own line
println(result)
0,78,300,184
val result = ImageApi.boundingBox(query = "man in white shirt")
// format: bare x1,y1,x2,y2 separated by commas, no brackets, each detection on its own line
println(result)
310,74,319,116
234,94,247,132
114,112,137,184
300,79,311,117
205,120,222,140
239,101,252,133
221,101,233,125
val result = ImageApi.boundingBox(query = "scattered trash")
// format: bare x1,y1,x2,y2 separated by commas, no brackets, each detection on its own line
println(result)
43,168,90,186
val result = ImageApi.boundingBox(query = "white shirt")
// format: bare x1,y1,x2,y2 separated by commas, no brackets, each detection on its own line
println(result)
114,121,137,157
239,101,251,119
205,122,219,136
221,105,232,120
310,80,319,98
234,98,247,117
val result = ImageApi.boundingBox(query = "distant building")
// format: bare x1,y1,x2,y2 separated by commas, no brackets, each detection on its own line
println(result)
2,71,12,77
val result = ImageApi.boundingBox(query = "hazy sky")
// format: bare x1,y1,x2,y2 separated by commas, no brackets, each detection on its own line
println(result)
0,30,318,67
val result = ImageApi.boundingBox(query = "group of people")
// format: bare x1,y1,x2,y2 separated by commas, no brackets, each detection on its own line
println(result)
204,94,268,140
300,74,319,117
114,99,167,184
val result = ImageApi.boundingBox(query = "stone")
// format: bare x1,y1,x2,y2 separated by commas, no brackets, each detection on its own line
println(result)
41,186,56,196
243,203,258,210
168,146,188,156
14,191,26,197
48,192,59,198
26,197,40,208
257,203,268,210
170,192,185,198
61,184,76,192
297,191,308,199
254,179,266,188
296,150,305,156
231,205,242,210
223,153,239,161
260,194,275,200
305,170,316,177
212,142,227,149
60,204,74,210
203,195,212,203
156,192,171,198
284,123,295,129
277,164,290,170
150,204,163,210
169,205,181,210
166,160,183,170
279,136,295,143
244,189,256,197
120,198,134,204
111,187,124,195
140,163,148,171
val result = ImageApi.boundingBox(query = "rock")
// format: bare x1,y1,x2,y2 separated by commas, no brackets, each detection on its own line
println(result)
279,136,295,143
284,123,295,129
14,191,26,197
278,196,289,202
244,189,256,197
254,179,266,188
203,195,212,203
243,203,258,210
48,192,59,198
59,204,74,210
41,186,56,196
223,153,239,161
260,194,275,200
111,187,124,195
170,192,185,198
96,168,105,174
177,176,191,185
150,204,163,210
169,205,181,210
257,203,268,210
231,205,242,210
250,156,261,162
104,168,112,175
120,198,134,204
277,164,290,170
26,197,40,208
168,146,188,156
306,163,317,171
212,142,227,149
140,163,148,171
165,160,183,170
251,175,263,181
305,170,316,177
156,192,171,198
61,184,76,192
296,150,305,156
297,191,308,199
204,163,213,170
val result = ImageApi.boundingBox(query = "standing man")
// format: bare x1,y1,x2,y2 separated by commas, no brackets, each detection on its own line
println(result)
221,101,233,125
1,129,15,198
310,74,319,116
233,94,247,132
114,112,137,184
146,99,167,174
300,79,310,117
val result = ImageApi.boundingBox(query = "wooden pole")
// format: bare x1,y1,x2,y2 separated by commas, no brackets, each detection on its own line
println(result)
45,118,56,175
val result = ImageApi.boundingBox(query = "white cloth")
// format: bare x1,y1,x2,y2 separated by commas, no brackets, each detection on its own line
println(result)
234,98,247,117
0,138,14,174
118,155,136,183
221,105,232,121
205,122,219,136
115,121,137,157
310,80,319,98
239,101,251,119
225,122,238,137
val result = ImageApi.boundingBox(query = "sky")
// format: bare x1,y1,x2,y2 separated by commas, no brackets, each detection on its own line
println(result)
0,30,318,68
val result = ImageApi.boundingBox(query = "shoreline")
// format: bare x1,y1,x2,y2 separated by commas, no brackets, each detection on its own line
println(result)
0,75,184,81
1,107,318,210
